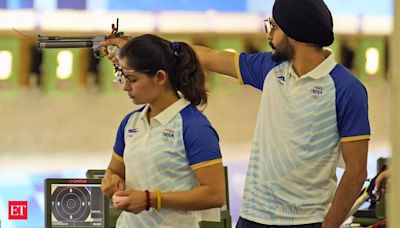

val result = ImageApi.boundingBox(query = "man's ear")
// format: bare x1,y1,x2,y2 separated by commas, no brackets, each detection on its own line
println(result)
154,70,168,86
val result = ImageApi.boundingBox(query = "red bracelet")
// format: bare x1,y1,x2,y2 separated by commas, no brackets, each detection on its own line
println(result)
145,190,150,211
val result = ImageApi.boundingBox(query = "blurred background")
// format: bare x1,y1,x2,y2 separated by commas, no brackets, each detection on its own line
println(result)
0,0,397,227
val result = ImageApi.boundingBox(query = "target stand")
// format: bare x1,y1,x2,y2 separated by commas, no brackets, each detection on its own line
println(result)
45,178,109,228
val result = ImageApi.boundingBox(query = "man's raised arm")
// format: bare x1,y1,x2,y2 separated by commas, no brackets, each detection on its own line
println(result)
192,45,238,78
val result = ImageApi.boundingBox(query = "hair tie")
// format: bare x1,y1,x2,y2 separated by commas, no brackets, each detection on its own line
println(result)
171,41,179,57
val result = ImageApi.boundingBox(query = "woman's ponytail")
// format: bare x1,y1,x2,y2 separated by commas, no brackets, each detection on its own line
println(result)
171,42,207,106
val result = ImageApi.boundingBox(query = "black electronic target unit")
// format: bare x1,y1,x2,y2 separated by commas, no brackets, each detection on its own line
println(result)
45,178,109,228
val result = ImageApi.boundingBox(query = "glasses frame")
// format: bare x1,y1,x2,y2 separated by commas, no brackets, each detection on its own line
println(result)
263,17,279,34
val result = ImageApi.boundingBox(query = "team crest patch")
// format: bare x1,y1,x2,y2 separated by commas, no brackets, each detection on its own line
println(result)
311,86,323,100
162,129,175,143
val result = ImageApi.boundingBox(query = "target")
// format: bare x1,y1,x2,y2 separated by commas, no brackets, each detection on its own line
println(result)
51,186,91,222
45,179,108,228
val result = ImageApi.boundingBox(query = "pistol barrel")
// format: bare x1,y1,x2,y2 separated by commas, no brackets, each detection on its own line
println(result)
38,41,93,48
37,35,95,42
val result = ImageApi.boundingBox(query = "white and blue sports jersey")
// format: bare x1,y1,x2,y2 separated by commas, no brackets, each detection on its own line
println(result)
234,51,370,225
112,98,222,228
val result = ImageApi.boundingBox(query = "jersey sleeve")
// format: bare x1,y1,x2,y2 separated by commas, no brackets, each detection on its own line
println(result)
112,112,133,162
181,108,222,170
235,52,283,90
336,78,371,142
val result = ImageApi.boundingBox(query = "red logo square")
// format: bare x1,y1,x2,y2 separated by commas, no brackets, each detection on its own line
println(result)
8,201,28,220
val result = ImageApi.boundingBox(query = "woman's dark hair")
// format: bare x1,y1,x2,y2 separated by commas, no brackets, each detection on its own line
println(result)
119,34,207,106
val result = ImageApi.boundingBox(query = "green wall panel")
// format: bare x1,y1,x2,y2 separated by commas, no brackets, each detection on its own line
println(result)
328,38,341,63
0,38,21,96
355,37,386,85
42,49,82,94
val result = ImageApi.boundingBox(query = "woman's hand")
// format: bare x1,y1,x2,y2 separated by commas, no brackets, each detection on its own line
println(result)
103,37,128,49
112,189,148,214
101,173,125,198
101,37,129,64
374,170,390,197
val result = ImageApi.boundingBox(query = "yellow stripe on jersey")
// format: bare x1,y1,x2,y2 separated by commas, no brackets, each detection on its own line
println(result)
234,52,244,84
113,151,124,163
340,135,370,143
191,158,222,170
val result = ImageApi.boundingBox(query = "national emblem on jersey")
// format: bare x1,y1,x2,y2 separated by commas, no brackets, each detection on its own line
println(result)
162,129,175,143
311,86,323,100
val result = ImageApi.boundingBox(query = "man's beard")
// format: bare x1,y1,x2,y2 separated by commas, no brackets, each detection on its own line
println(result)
269,36,294,61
